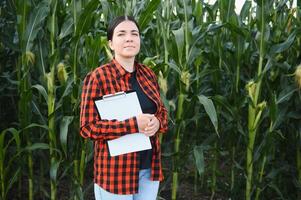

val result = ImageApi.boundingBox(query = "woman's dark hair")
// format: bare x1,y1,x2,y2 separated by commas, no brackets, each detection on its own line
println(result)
107,16,140,41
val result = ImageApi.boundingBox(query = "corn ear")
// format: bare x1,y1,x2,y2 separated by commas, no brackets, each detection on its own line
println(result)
295,64,301,89
57,62,68,85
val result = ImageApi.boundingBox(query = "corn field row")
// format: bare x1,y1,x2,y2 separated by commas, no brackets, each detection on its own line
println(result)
0,0,301,199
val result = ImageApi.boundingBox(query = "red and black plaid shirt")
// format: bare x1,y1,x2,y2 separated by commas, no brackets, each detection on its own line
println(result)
80,59,168,194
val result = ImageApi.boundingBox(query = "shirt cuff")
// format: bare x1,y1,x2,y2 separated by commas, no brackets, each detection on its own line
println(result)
125,117,139,133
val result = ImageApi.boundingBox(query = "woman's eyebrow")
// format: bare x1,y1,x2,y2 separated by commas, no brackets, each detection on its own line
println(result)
116,30,126,33
116,30,139,33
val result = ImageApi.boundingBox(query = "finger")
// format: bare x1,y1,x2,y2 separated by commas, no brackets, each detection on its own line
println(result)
145,127,152,133
144,126,157,134
142,130,155,136
146,124,157,132
145,123,158,130
147,125,158,132
144,126,153,132
147,120,156,127
143,131,155,137
148,117,158,126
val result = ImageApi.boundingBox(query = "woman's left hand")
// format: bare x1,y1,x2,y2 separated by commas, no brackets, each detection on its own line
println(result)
142,116,160,137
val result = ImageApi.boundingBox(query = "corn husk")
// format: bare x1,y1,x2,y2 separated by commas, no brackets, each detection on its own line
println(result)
295,64,301,89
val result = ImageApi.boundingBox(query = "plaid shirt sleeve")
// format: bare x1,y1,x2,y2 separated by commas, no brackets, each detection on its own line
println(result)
80,72,139,140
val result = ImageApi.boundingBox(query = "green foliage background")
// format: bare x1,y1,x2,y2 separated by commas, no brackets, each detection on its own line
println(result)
0,0,301,199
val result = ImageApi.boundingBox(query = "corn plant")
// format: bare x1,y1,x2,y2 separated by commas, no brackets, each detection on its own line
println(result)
14,1,50,199
245,1,269,199
155,1,220,199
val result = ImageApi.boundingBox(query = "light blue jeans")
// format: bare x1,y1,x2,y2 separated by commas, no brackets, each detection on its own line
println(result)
94,169,159,200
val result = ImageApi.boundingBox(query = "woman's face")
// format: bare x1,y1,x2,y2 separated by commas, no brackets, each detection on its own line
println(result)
109,20,141,59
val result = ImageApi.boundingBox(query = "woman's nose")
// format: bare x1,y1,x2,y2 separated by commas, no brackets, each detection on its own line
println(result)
125,34,133,42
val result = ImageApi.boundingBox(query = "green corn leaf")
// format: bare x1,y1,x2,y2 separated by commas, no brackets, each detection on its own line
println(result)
6,130,21,153
0,132,5,163
37,39,47,75
268,183,285,199
50,158,61,182
224,22,247,36
198,95,219,136
168,61,182,75
25,143,50,151
58,17,74,40
32,84,48,104
269,31,296,55
60,116,74,157
219,0,235,22
23,143,62,160
172,25,185,65
85,35,103,69
5,168,21,197
188,23,223,61
75,0,99,37
212,95,235,118
240,0,252,20
276,86,297,104
25,0,50,51
56,78,74,111
23,123,49,131
193,0,203,24
269,93,278,123
71,0,82,25
193,145,205,176
271,107,286,132
138,0,160,31
32,101,47,124
0,128,20,162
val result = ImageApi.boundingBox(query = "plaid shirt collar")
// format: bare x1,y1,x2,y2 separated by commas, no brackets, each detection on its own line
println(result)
112,58,140,78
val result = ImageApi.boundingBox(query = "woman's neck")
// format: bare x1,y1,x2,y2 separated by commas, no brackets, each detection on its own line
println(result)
115,55,135,72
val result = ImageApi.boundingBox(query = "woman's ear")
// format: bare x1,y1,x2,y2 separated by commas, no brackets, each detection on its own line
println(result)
108,40,114,50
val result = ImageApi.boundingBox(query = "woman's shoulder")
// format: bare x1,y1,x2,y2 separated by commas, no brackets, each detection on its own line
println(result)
82,63,112,87
137,63,157,80
93,62,112,75
86,62,112,80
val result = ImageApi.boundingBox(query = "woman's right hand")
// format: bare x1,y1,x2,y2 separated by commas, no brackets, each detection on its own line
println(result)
136,114,154,133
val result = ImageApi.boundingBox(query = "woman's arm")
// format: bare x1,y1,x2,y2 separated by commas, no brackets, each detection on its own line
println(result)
80,72,139,140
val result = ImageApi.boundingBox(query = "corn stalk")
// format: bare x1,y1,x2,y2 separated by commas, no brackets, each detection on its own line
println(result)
171,1,189,199
15,1,49,199
49,0,101,194
15,1,32,199
246,1,268,199
255,94,275,200
48,1,58,199
71,1,82,194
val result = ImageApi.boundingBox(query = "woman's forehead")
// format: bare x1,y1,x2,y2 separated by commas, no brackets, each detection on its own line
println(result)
114,21,139,32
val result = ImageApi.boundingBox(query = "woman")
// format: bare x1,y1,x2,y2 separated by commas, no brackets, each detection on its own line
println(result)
80,16,168,200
